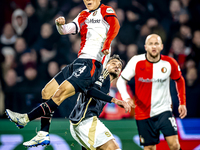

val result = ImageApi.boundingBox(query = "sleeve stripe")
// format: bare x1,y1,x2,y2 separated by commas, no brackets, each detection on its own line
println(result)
72,22,78,35
174,76,181,81
104,15,118,20
121,75,129,81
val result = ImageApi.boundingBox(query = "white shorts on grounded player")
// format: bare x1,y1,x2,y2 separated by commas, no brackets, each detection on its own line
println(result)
70,116,114,149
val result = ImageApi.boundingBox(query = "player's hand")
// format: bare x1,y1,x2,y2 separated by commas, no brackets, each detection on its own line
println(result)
111,98,131,113
125,98,135,108
102,49,109,55
178,105,187,119
55,17,65,25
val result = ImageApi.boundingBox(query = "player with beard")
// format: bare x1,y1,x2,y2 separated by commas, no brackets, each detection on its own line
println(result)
7,55,131,149
117,34,187,150
69,54,124,150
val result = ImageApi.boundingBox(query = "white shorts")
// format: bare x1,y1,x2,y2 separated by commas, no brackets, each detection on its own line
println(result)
70,116,114,150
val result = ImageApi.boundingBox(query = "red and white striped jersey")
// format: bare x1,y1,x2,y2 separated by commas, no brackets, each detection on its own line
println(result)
120,54,184,120
73,4,119,62
56,4,119,63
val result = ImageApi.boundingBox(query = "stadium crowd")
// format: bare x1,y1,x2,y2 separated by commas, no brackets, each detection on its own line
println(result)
0,0,200,119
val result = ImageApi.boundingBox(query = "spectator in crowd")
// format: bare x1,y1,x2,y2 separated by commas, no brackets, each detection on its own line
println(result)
33,23,60,64
118,9,140,45
113,41,127,66
4,69,18,112
176,67,200,118
12,9,28,36
23,3,41,47
185,67,200,116
115,8,125,26
13,37,34,76
47,61,59,79
34,0,58,24
0,23,17,49
168,36,191,69
15,62,46,112
146,18,167,44
179,25,192,47
190,30,200,65
14,37,28,54
136,24,151,54
1,47,16,77
40,60,60,82
164,0,186,41
65,38,81,64
126,44,138,62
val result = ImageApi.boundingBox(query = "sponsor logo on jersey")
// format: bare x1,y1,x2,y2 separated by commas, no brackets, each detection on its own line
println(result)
140,68,145,71
85,19,100,23
106,8,114,13
93,11,97,16
161,67,167,73
138,77,167,83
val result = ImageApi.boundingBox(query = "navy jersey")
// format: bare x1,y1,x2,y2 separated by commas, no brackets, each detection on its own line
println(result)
69,69,110,125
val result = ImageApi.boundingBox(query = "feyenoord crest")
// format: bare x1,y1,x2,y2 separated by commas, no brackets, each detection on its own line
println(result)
161,67,167,73
93,11,97,16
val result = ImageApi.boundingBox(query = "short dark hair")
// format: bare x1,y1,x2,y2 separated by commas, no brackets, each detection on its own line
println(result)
107,54,123,65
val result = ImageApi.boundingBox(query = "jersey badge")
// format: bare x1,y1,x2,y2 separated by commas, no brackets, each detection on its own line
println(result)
106,8,114,13
161,67,167,73
93,11,97,16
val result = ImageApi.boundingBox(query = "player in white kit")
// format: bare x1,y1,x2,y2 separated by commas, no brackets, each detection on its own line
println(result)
117,34,187,150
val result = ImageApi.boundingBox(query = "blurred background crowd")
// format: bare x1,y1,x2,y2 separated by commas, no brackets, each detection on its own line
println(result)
0,0,200,119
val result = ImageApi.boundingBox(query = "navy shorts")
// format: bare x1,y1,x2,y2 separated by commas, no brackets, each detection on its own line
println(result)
54,58,102,93
136,111,178,146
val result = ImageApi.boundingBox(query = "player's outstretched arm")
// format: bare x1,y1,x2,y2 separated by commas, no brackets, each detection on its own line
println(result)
55,16,76,35
111,98,131,113
86,87,113,103
86,87,132,112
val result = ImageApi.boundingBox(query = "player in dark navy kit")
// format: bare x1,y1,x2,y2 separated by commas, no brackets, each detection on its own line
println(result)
6,55,131,148
69,55,124,150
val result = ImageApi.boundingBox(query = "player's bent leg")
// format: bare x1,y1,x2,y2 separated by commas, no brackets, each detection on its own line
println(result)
42,78,59,100
23,131,50,147
144,145,156,150
41,78,59,134
96,139,120,150
165,135,180,150
52,80,75,105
